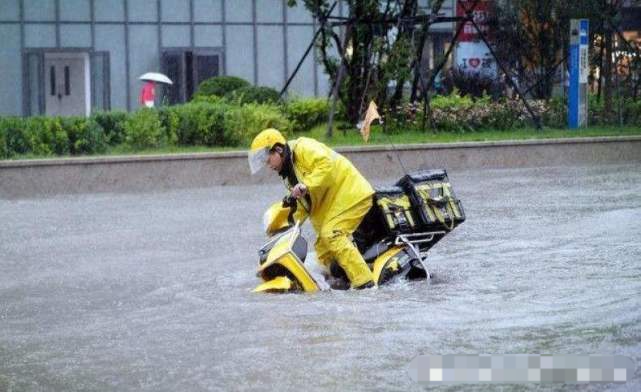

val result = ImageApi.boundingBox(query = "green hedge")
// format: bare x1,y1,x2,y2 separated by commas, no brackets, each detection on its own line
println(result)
0,115,110,158
0,117,28,157
434,93,640,132
92,111,128,145
0,99,294,158
61,117,108,154
226,103,291,144
2,91,638,159
386,92,612,132
588,95,641,125
285,98,329,132
225,85,280,105
193,76,250,99
162,101,290,147
170,102,238,146
123,109,173,149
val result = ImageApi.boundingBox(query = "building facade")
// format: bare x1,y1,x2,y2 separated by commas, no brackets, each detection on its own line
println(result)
0,0,455,117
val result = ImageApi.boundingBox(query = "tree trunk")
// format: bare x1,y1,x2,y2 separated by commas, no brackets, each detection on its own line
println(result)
597,31,605,101
603,27,613,115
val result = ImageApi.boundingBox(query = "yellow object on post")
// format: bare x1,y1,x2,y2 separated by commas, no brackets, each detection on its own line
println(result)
360,100,381,143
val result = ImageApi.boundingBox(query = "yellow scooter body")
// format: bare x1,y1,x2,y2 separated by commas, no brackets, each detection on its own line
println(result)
253,276,293,292
370,245,425,285
253,222,319,293
371,246,403,284
262,202,292,236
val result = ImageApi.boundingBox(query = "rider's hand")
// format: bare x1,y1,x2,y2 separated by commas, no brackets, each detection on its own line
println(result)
292,183,308,199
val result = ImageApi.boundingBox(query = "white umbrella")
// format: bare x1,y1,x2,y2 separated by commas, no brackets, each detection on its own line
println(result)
139,72,173,85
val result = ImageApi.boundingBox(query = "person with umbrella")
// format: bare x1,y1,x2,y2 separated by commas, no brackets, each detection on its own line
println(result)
138,72,173,108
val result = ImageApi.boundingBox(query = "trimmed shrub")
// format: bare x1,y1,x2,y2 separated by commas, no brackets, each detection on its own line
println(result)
588,95,641,126
0,119,7,159
624,98,641,125
225,85,280,105
430,90,475,111
546,95,641,127
91,111,128,146
168,104,197,145
542,96,567,128
225,103,291,145
194,76,250,99
0,117,27,158
123,109,168,149
171,102,236,146
156,106,179,146
190,94,227,105
384,92,552,133
285,98,329,131
61,117,107,155
21,117,69,156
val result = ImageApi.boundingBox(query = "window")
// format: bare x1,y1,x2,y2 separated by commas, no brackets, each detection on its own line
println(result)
50,66,56,96
161,49,222,104
64,66,71,96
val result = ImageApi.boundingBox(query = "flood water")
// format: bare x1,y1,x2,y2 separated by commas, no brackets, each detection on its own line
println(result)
1,164,640,391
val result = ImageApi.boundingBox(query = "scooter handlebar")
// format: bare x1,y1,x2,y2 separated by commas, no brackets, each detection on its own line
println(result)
282,194,295,207
281,194,298,226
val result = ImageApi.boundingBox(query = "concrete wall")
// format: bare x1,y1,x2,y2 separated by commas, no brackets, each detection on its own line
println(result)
1,137,640,199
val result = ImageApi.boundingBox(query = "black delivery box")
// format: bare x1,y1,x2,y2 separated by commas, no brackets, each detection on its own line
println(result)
373,185,419,236
396,170,465,232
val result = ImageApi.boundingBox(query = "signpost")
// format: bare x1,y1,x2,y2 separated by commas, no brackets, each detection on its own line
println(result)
569,19,589,129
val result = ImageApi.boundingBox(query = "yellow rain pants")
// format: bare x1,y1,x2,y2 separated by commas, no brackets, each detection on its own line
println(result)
315,196,374,288
286,137,375,287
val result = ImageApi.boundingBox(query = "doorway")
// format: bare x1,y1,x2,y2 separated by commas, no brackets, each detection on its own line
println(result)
44,52,91,117
161,48,222,104
23,50,109,117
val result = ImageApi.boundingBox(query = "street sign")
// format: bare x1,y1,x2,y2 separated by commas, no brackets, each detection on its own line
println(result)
569,19,589,128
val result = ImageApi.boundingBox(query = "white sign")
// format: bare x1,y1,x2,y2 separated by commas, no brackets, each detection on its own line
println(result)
579,46,588,84
454,42,497,77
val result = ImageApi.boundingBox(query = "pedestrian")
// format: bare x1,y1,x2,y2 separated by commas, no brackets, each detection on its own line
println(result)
139,80,155,108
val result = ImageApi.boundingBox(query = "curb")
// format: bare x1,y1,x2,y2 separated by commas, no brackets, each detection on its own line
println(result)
1,136,640,199
2,135,641,168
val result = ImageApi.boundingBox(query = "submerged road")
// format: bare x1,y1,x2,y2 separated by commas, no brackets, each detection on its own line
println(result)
1,164,640,391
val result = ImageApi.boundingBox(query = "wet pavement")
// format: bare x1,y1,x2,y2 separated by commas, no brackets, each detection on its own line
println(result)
1,164,640,391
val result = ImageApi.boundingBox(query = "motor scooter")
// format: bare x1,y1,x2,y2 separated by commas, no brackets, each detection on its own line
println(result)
253,169,465,293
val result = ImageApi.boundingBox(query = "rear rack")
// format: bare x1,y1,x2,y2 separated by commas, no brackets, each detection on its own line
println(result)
394,231,446,274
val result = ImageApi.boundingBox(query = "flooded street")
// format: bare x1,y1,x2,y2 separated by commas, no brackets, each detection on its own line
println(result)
1,164,640,391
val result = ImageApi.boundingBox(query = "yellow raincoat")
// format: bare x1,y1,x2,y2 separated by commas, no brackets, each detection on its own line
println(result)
286,137,375,288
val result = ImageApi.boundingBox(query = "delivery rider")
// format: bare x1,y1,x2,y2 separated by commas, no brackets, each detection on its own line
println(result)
248,128,375,289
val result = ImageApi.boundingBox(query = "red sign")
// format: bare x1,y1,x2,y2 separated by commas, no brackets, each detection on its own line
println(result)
456,0,494,42
455,0,498,76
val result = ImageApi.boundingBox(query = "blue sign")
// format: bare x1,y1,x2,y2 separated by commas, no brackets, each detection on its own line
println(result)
569,19,589,128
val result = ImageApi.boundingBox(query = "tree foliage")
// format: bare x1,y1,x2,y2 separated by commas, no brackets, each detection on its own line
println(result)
490,0,574,99
287,0,639,126
482,0,635,104
287,0,446,124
